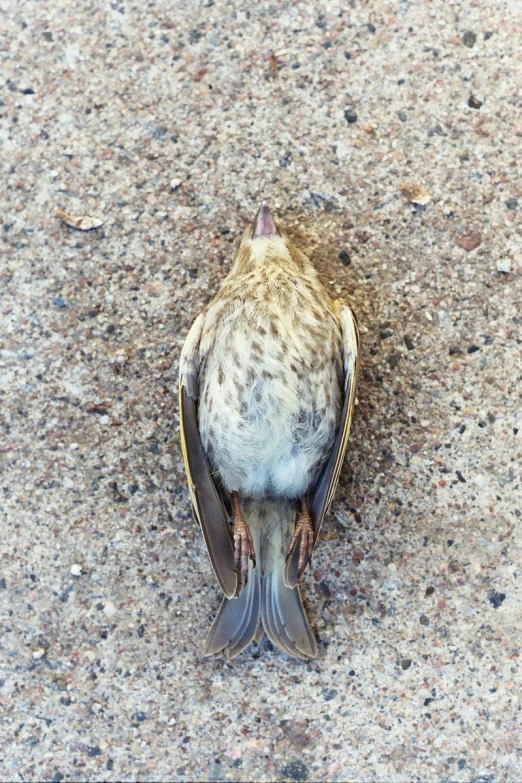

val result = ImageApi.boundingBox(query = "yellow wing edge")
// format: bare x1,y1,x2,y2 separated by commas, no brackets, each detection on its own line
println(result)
178,377,198,510
324,298,360,515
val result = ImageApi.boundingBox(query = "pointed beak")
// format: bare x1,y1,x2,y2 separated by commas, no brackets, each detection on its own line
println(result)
251,201,280,239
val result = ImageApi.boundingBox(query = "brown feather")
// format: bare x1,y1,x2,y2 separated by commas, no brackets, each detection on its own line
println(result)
179,375,238,599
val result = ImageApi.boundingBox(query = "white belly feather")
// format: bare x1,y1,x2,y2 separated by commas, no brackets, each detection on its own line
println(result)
198,302,342,499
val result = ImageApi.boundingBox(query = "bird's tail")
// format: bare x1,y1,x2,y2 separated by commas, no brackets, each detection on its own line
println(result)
203,500,318,660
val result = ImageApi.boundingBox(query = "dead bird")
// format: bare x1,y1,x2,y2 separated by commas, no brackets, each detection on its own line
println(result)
179,202,359,659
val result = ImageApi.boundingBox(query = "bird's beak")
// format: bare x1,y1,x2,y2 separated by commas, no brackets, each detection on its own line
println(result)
251,201,280,239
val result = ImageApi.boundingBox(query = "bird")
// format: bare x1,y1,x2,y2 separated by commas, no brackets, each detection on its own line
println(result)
179,202,359,660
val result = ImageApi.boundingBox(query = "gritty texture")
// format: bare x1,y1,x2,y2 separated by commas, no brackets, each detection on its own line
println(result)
1,1,521,782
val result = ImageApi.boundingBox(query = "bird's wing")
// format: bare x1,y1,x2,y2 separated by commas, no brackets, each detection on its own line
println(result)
179,313,239,599
285,299,360,586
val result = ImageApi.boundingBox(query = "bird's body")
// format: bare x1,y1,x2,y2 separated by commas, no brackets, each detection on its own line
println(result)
179,203,359,660
198,259,343,499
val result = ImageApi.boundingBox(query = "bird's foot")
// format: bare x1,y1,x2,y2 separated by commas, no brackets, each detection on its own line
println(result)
233,517,256,581
231,491,256,586
286,502,314,579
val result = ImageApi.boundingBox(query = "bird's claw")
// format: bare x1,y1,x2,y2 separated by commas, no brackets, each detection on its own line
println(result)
286,512,314,578
233,518,256,585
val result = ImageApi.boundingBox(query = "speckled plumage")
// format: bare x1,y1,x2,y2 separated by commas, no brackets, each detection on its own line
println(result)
179,203,359,660
198,245,343,498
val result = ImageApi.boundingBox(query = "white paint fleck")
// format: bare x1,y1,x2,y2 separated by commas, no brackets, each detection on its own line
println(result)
496,258,512,274
103,601,117,617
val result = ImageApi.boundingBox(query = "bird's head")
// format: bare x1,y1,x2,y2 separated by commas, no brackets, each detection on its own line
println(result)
231,202,311,275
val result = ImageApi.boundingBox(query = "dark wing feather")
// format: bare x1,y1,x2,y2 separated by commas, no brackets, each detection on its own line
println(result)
179,317,239,599
309,302,359,533
285,300,359,587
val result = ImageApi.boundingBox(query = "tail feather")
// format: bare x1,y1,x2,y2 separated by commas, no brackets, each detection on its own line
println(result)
203,570,261,659
203,500,318,661
262,565,317,659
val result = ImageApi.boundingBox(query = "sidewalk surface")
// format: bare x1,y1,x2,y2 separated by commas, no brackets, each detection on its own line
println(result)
1,1,521,780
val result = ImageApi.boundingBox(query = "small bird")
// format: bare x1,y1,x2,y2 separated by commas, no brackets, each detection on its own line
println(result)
179,202,359,660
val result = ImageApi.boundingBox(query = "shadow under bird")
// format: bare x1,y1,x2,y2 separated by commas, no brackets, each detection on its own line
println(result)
179,202,359,659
